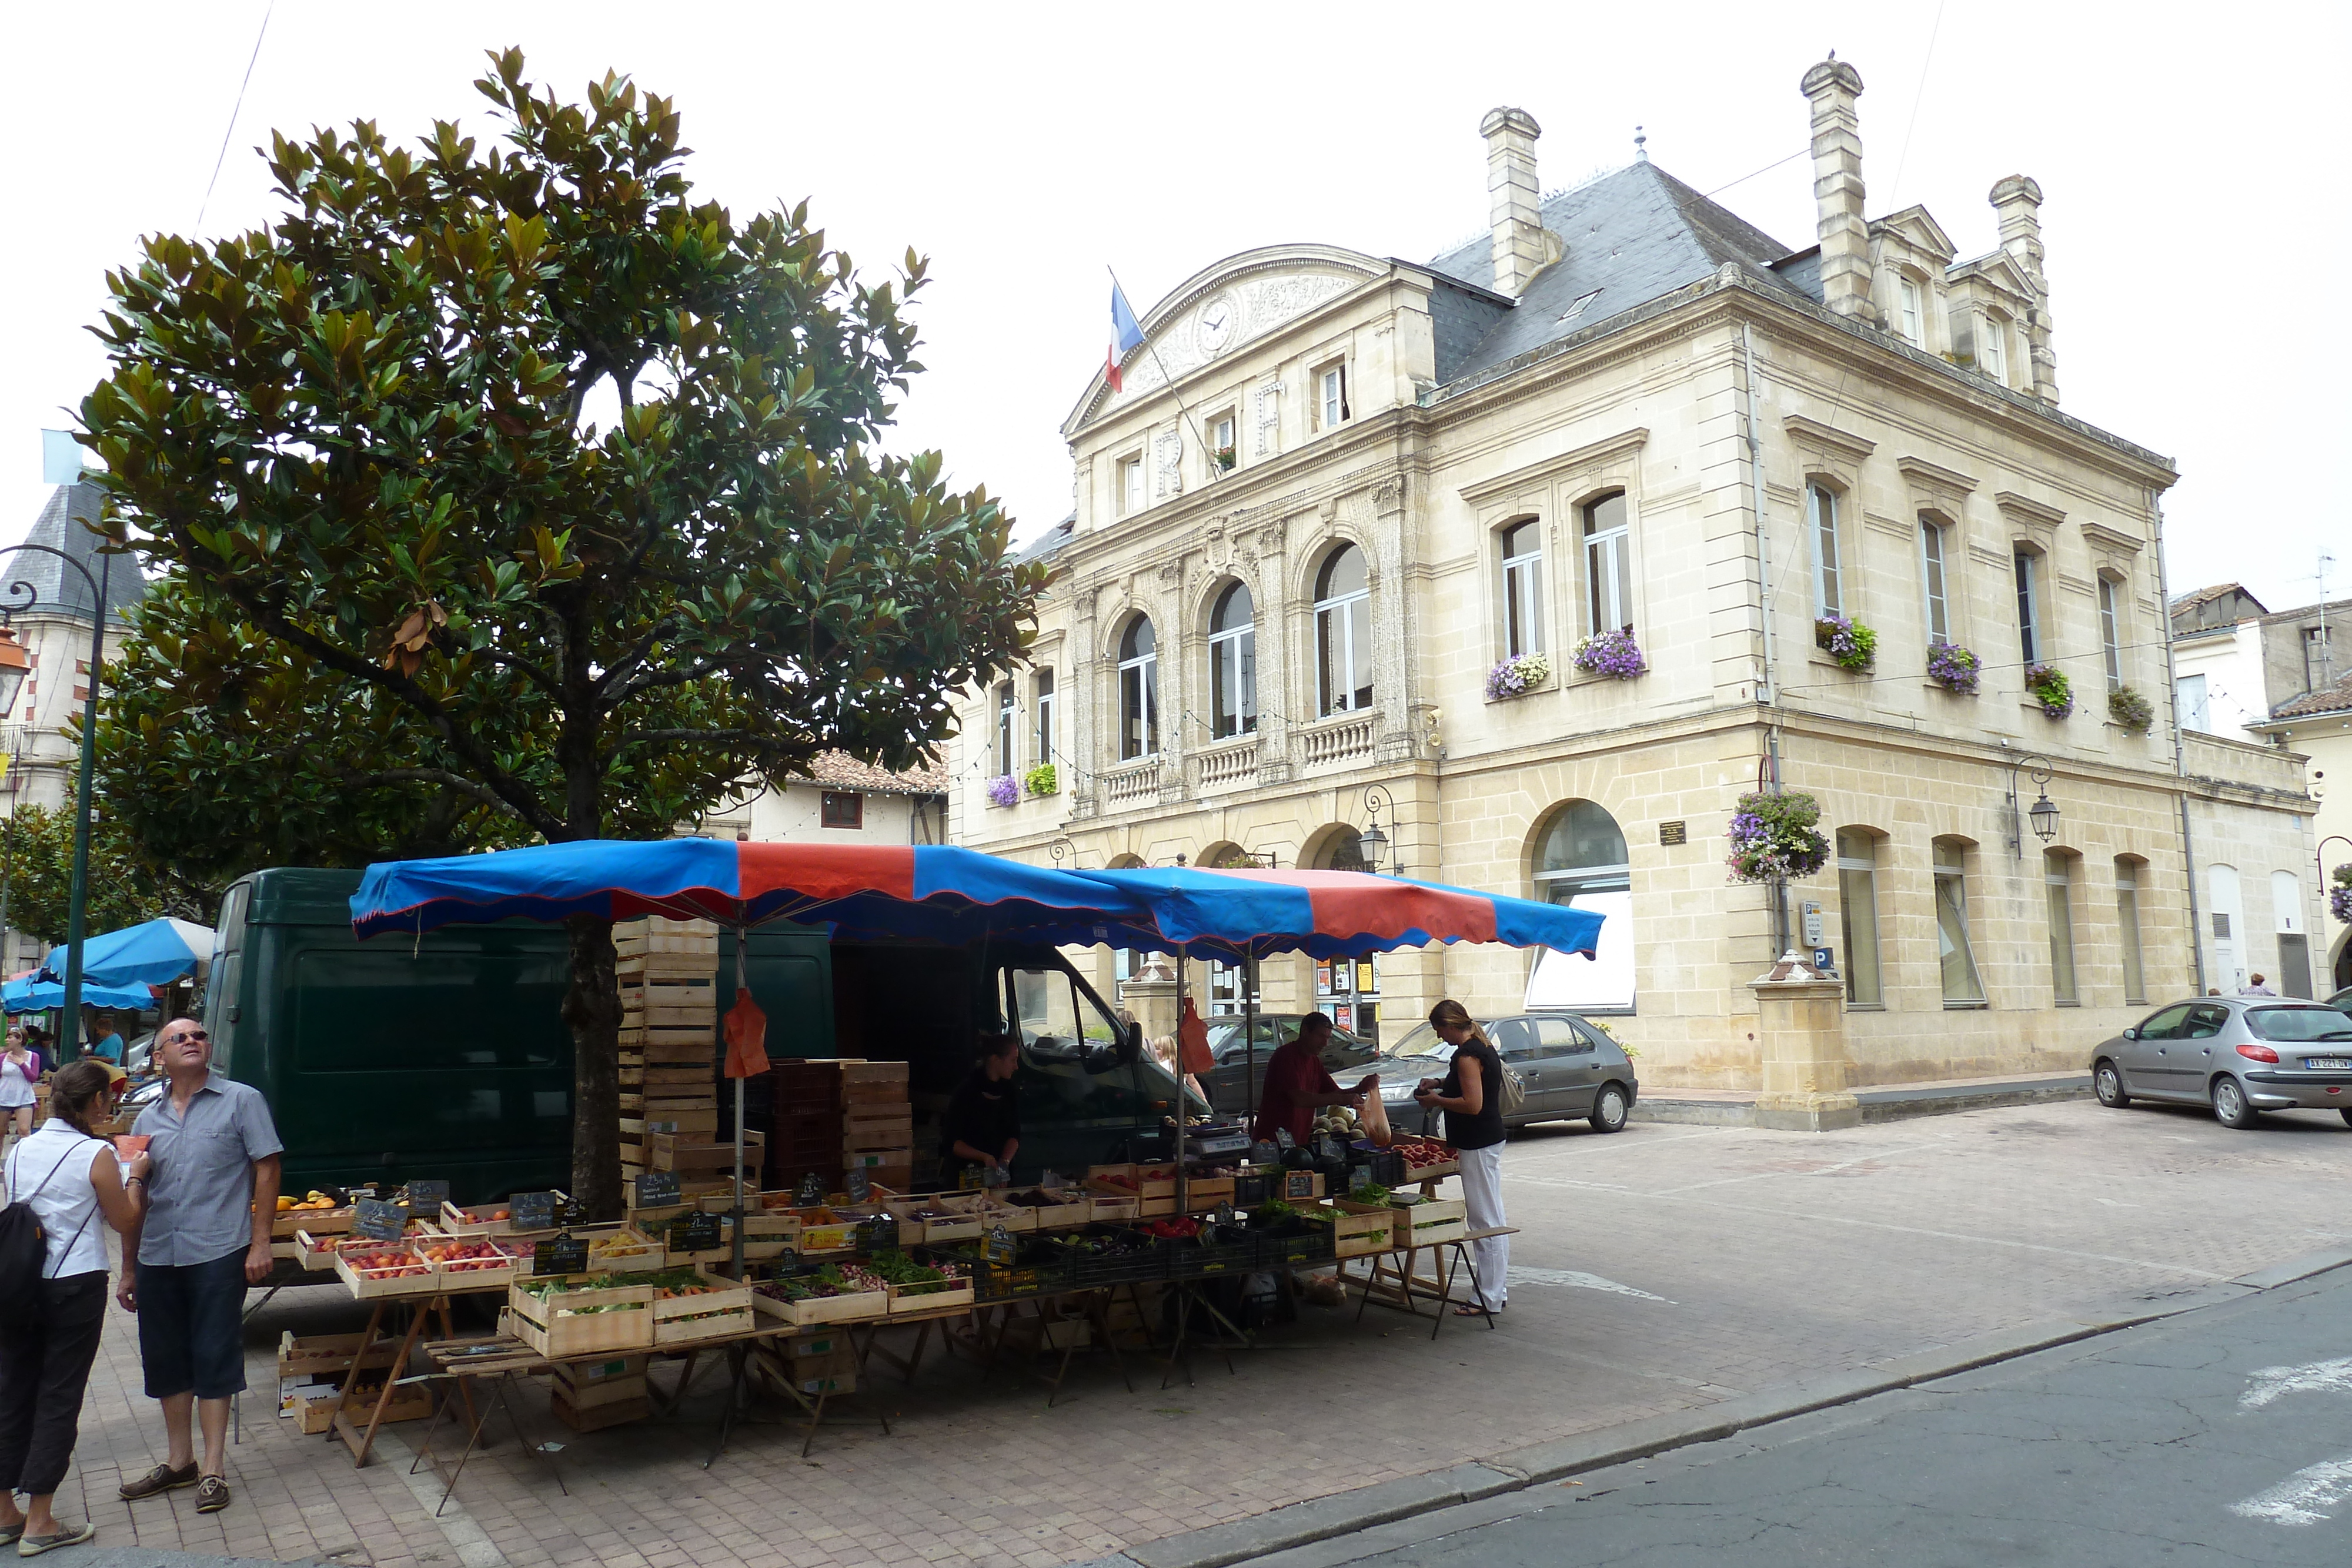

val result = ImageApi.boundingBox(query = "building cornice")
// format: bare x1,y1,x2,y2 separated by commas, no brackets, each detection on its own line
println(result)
1456,427,1649,506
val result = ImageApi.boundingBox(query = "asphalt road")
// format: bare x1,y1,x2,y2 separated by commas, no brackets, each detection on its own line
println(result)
1252,1264,2352,1568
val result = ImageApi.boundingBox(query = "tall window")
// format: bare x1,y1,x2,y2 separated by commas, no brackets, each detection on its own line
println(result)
1118,454,1145,517
1032,670,1055,767
2046,851,2079,1004
1208,581,1258,739
1525,800,1634,1012
1808,483,1843,616
994,683,1015,777
1118,617,1158,760
1898,276,1924,345
1934,840,1986,1005
1208,411,1236,471
1314,362,1349,432
1500,520,1545,658
1315,545,1372,715
2014,550,2042,665
1583,492,1632,635
2176,672,2209,732
2098,577,2123,690
1919,519,1951,644
2116,858,2146,1005
1982,315,2009,385
1837,830,1883,1007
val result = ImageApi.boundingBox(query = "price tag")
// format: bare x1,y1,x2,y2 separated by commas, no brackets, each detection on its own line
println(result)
844,1166,871,1204
796,1171,826,1206
857,1210,897,1253
984,1225,1017,1266
669,1211,721,1251
1273,1128,1296,1152
536,1231,589,1276
352,1198,407,1242
645,1119,679,1136
556,1196,585,1229
405,1179,451,1213
509,1192,558,1231
1214,1201,1237,1228
634,1171,681,1209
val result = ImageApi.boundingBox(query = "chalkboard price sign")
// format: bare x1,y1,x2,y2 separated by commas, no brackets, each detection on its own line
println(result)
536,1232,589,1276
668,1211,721,1251
634,1171,681,1209
405,1179,452,1213
796,1171,826,1206
352,1198,407,1242
844,1166,871,1204
508,1192,558,1231
556,1196,586,1229
984,1225,1017,1266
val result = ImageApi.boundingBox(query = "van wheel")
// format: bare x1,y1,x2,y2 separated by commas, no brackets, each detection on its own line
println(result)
2211,1076,2259,1129
1589,1082,1630,1134
2093,1060,2129,1108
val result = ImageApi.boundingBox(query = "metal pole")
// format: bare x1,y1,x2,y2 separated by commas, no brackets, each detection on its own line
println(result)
60,554,107,1059
1172,948,1187,1219
731,924,746,1278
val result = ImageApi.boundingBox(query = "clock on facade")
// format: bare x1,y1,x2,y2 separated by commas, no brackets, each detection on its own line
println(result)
1194,295,1238,357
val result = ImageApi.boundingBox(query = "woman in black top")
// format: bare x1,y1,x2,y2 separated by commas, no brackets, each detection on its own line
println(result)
940,1034,1023,1186
1414,999,1509,1314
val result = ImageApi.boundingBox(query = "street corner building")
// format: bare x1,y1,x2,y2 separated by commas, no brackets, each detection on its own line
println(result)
952,56,2321,1096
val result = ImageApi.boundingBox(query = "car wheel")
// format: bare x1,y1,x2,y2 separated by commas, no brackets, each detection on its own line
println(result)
2211,1075,2259,1129
2093,1060,2130,1108
1589,1082,1630,1134
2340,1108,2351,1129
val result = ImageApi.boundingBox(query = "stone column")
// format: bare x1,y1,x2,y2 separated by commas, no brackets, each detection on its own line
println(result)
1801,59,1874,325
1749,951,1860,1131
1118,956,1181,1045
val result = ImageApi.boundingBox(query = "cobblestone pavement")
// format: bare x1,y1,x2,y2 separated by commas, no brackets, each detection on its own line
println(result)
51,1098,2352,1568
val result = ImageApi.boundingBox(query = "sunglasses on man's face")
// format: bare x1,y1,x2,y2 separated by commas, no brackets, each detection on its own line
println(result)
170,1030,209,1045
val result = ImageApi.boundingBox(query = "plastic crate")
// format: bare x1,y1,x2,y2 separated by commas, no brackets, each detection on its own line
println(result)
1252,1225,1335,1269
1232,1172,1275,1208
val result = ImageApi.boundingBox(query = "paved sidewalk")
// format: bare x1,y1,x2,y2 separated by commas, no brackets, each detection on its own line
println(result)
49,1098,2352,1568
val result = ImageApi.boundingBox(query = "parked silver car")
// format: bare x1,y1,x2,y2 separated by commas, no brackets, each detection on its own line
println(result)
1374,1012,1639,1136
2090,997,2352,1128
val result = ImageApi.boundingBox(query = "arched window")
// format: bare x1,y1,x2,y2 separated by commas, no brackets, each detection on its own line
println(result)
1525,800,1633,1012
1315,545,1372,716
1583,493,1632,635
1118,617,1158,761
1499,520,1544,658
2114,857,2147,1005
1919,517,1951,645
2046,850,2080,1005
1317,827,1371,873
1208,582,1257,739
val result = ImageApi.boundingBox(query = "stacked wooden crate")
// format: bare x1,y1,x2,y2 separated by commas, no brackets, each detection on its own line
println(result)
766,1058,844,1195
615,917,721,1194
764,1058,913,1195
550,1353,651,1432
838,1061,913,1194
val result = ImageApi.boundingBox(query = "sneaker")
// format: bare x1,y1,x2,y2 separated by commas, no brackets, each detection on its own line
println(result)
192,1477,230,1515
18,1523,96,1557
116,1463,198,1501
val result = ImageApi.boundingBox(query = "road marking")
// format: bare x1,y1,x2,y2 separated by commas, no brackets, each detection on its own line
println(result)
2240,1357,2352,1409
1653,1141,1946,1195
2092,1197,2140,1209
1507,1266,1673,1303
2228,1454,2352,1527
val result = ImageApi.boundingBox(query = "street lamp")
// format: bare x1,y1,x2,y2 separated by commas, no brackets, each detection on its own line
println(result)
2003,751,2060,860
0,544,114,1059
1359,784,1396,875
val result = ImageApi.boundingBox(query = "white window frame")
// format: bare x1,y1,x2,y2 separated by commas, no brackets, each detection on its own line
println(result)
2097,576,2124,690
1919,518,1951,644
1118,453,1145,517
1208,582,1257,739
1032,670,1054,768
1982,313,2009,385
994,683,1015,777
1808,483,1843,617
2014,549,2042,666
1898,276,1925,346
1499,519,1545,658
1583,493,1633,636
1207,410,1237,474
2176,672,2209,733
1313,361,1349,432
1118,620,1158,761
1314,548,1372,716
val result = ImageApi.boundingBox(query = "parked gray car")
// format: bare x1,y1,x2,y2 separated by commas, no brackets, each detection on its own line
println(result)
2090,997,2352,1128
1375,1012,1639,1137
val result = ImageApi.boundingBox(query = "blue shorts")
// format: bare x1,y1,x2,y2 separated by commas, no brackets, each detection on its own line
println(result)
135,1250,249,1400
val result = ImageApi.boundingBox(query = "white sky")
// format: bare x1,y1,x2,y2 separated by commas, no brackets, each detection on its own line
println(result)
9,2,2348,611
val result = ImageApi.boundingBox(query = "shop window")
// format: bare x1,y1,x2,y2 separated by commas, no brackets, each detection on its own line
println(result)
1525,800,1633,1013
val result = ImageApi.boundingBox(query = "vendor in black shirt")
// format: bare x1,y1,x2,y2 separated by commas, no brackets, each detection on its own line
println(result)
1413,999,1509,1315
941,1034,1023,1184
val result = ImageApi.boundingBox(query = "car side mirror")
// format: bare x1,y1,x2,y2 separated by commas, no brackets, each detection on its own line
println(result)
2120,1028,2138,1041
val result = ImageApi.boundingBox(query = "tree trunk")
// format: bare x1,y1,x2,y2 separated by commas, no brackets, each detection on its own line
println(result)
561,912,624,1219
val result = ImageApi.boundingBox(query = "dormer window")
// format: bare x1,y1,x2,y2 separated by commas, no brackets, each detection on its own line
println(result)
1897,276,1925,346
1982,314,2009,385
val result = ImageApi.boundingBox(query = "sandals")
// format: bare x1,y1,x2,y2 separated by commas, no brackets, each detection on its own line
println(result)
1452,1301,1502,1317
18,1522,96,1557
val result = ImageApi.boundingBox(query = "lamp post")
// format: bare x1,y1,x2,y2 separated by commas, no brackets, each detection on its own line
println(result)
2003,752,2061,860
0,545,113,1059
1359,783,1396,876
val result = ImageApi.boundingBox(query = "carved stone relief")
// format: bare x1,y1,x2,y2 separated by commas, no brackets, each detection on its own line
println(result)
1254,376,1282,458
1154,429,1183,500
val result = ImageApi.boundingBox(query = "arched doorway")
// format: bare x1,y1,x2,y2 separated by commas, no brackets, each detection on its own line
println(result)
1525,800,1633,1012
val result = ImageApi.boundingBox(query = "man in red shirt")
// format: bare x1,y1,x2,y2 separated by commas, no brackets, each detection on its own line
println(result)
1250,1013,1372,1145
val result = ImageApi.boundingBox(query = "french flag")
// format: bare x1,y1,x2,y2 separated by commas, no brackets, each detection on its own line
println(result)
1107,280,1145,392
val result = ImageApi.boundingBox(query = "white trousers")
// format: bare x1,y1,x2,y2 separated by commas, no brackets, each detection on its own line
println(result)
1457,1142,1507,1308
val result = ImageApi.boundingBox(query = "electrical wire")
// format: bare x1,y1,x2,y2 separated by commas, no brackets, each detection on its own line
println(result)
1887,0,1948,210
196,2,274,232
1703,148,1810,200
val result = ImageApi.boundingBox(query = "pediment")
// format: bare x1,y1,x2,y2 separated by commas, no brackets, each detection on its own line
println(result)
1063,245,1387,436
1872,205,1956,262
1947,249,2035,300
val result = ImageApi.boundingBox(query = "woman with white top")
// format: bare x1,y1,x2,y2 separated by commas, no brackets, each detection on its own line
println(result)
0,1027,38,1146
0,1059,149,1557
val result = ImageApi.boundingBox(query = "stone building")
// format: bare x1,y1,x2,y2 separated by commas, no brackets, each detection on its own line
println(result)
953,58,2319,1089
697,753,949,848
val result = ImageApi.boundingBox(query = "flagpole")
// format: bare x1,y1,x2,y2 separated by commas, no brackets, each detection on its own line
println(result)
1108,266,1225,485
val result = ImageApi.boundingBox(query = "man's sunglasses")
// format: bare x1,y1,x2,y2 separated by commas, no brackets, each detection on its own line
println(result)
168,1029,209,1044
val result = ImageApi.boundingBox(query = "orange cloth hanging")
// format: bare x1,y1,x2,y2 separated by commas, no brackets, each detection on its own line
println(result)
1177,995,1214,1076
723,987,770,1078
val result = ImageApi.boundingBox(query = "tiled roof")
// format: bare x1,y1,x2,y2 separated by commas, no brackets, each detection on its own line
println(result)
2269,671,2352,721
789,750,948,796
2170,582,2250,610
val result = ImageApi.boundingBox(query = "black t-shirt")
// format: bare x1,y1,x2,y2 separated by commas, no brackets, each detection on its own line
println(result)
1440,1037,1507,1151
941,1066,1022,1172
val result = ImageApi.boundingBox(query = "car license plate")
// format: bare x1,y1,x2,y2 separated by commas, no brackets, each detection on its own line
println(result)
2305,1058,2351,1071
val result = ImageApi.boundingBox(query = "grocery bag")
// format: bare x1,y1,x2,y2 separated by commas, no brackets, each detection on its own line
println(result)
723,987,770,1078
1358,1074,1393,1146
1177,995,1214,1076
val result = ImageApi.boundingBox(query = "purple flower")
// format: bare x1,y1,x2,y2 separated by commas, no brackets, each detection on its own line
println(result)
2024,663,2074,719
1726,791,1830,884
2332,865,2352,925
985,773,1019,808
1485,651,1552,700
1926,642,1982,694
1813,613,1877,671
1573,630,1646,680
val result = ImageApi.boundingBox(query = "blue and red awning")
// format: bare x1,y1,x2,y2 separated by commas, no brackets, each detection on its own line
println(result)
349,840,1603,962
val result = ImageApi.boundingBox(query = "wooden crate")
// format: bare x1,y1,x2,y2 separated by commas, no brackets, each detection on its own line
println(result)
296,1382,429,1435
270,1206,351,1240
842,1118,914,1153
1327,1201,1402,1259
509,1280,654,1357
335,1244,439,1299
1392,1198,1469,1251
550,1389,650,1432
886,1279,975,1315
550,1361,648,1410
616,952,720,982
650,1132,766,1174
842,1146,913,1172
1087,1193,1140,1223
791,1208,857,1253
1184,1178,1237,1212
613,916,718,951
278,1330,400,1380
621,1065,711,1090
750,1285,888,1327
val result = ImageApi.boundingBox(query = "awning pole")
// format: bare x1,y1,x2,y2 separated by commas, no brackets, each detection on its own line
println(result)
731,924,747,1278
1173,947,1188,1218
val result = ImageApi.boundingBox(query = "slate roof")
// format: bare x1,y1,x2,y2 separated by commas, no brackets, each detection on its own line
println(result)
2269,670,2352,722
789,751,949,797
1013,514,1076,569
1424,161,1819,385
11,484,148,623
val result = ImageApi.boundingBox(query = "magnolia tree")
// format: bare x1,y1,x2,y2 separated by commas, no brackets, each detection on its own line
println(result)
81,53,1041,1215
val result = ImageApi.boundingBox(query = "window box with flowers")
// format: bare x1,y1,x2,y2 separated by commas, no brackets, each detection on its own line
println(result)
2107,686,2154,735
1485,651,1551,701
1023,763,1058,798
1926,642,1982,694
1571,630,1646,681
985,774,1020,809
1726,791,1830,884
1813,613,1877,672
2330,863,2351,926
2024,663,2074,719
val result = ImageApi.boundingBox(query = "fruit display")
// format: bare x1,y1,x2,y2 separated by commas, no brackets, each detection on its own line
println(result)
1391,1138,1457,1174
416,1238,512,1274
587,1231,660,1266
1091,1171,1138,1192
278,1189,342,1213
1141,1216,1202,1241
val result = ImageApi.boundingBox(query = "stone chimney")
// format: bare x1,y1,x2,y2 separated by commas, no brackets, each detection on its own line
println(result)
1481,107,1551,297
1800,58,1874,323
1990,175,2060,402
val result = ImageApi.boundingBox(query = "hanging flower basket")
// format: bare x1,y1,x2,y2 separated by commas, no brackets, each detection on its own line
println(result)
1926,642,1982,694
985,774,1019,808
2107,686,2154,734
1813,613,1878,672
1485,651,1552,700
1572,629,1646,680
2330,864,2352,925
2024,663,2074,719
1726,791,1830,884
1023,763,1058,797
